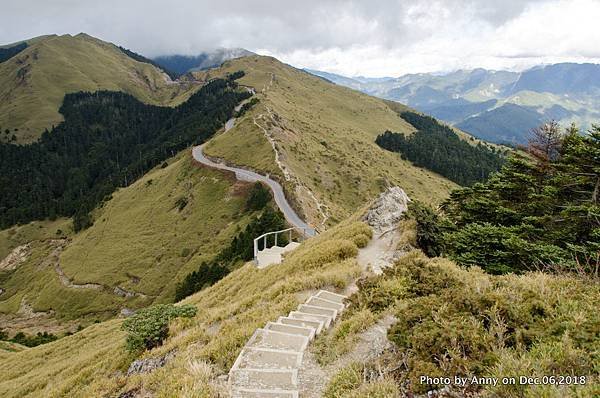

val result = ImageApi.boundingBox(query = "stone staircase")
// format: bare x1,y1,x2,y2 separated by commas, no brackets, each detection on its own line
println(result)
256,242,301,269
254,227,315,269
229,290,348,397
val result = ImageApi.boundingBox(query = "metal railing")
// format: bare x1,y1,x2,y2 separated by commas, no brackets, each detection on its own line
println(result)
253,226,315,263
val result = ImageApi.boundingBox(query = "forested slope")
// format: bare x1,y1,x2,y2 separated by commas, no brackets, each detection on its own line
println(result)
0,74,250,230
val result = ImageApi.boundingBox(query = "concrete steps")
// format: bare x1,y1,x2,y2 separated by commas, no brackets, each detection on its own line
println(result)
277,317,324,334
288,311,332,329
229,290,349,397
232,388,299,398
255,242,302,268
265,322,316,340
247,329,309,352
297,304,338,320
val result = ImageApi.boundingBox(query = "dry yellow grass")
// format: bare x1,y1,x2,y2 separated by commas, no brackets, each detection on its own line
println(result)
0,220,371,397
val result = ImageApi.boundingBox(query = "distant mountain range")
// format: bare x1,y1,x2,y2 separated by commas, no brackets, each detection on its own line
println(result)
153,48,253,76
307,63,600,144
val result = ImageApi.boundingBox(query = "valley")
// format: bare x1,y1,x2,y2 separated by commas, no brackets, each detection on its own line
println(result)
0,151,257,331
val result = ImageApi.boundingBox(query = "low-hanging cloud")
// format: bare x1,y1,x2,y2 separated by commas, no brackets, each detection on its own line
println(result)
1,0,599,76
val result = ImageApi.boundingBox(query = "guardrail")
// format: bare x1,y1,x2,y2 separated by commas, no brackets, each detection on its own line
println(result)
253,226,316,263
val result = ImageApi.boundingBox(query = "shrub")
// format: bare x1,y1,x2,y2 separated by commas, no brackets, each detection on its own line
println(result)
324,363,400,397
405,200,445,257
353,251,600,395
324,363,363,397
121,304,197,353
6,331,58,347
175,197,188,211
245,182,271,211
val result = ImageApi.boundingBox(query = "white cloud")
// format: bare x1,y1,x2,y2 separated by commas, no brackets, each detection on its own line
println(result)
1,0,599,76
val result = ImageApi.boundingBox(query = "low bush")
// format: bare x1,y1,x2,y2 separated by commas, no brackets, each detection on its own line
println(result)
324,363,363,397
404,200,445,257
324,363,400,397
349,251,599,396
0,330,58,347
121,304,197,353
245,182,271,211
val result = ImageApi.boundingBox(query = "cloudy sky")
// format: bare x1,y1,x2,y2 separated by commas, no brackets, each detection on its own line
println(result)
2,0,600,77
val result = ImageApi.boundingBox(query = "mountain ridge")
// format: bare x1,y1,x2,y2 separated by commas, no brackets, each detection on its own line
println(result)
307,63,600,144
0,34,202,143
152,48,254,76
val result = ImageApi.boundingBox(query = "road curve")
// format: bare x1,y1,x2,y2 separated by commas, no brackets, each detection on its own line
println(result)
192,144,316,236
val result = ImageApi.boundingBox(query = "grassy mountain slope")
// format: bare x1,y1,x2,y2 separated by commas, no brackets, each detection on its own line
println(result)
2,216,596,397
0,219,72,260
200,56,457,227
0,34,200,143
0,151,254,329
0,219,369,397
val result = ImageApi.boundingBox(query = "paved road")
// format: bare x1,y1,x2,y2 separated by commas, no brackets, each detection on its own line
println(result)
192,144,316,236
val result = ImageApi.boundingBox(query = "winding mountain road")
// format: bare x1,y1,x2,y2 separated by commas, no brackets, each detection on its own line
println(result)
192,143,315,236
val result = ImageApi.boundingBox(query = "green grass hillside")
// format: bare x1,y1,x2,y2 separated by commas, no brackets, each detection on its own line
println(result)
0,151,255,330
0,34,200,143
0,219,72,260
0,219,370,397
200,56,457,228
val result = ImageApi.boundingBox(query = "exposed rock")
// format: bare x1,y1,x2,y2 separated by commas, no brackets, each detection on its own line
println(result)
0,243,31,271
114,286,135,298
117,389,139,398
363,186,410,234
0,288,4,295
126,351,176,376
17,297,53,318
117,387,155,398
357,187,411,274
54,263,103,290
114,286,147,298
120,308,135,317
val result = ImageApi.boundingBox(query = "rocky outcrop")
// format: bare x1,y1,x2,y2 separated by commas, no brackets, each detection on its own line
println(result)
126,351,176,376
114,286,147,298
120,308,135,317
362,186,410,234
0,243,31,271
358,187,411,274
